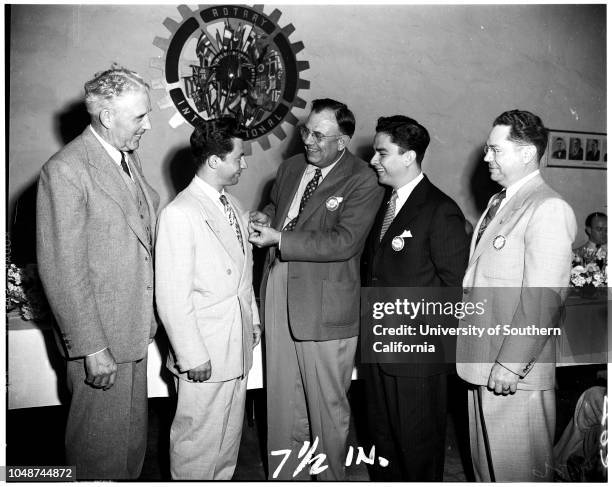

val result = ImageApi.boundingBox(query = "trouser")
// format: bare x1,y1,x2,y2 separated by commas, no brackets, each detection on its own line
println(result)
170,375,247,480
65,356,147,480
265,260,357,481
468,385,555,481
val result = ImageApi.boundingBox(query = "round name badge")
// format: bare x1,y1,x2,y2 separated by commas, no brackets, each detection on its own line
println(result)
493,235,506,250
326,197,340,211
391,236,405,251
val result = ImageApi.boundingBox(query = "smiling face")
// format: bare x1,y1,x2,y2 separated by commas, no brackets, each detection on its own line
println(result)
217,137,247,187
106,89,152,151
484,124,533,188
301,109,345,168
370,132,412,189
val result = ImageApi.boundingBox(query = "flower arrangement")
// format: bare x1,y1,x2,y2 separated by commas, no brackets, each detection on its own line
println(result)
6,237,50,321
570,246,607,289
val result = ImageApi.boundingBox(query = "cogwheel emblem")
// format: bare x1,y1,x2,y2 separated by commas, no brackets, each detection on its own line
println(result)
151,4,310,152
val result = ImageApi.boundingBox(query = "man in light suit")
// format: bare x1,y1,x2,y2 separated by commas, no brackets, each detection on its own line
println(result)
456,110,577,481
249,99,384,480
36,65,159,479
362,115,469,480
155,119,261,480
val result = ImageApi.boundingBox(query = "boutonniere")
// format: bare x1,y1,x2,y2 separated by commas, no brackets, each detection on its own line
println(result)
391,230,412,251
326,196,343,211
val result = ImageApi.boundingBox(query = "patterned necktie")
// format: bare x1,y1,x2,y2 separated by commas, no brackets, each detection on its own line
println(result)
284,168,323,231
475,189,506,245
120,152,131,178
219,194,244,253
379,191,398,241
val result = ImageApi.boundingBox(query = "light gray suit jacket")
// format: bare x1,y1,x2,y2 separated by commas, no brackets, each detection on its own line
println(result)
155,178,258,382
36,126,160,363
456,173,576,390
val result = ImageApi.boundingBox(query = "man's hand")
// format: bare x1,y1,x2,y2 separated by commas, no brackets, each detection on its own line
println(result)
248,211,271,238
187,361,211,382
487,362,519,395
249,222,281,248
253,324,262,348
85,348,117,390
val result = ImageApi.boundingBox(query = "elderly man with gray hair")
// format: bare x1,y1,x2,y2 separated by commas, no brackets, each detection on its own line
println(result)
36,64,159,479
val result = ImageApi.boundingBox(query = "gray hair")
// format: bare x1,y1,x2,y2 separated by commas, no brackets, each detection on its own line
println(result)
84,63,150,116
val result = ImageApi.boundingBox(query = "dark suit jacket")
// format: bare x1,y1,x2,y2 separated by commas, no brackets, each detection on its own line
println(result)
36,126,160,363
260,150,384,340
362,175,469,376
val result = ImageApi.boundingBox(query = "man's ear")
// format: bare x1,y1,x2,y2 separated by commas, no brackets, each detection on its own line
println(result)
207,155,219,169
99,108,112,129
522,145,537,164
403,150,417,167
337,134,350,151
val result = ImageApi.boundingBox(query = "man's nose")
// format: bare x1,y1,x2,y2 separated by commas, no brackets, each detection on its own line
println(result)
142,114,152,130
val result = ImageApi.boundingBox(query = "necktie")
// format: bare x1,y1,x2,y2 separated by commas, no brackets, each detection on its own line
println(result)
475,189,506,245
284,168,322,231
120,152,131,178
379,191,398,241
219,194,244,253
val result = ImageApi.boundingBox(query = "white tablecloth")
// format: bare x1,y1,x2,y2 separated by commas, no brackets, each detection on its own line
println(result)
7,312,262,409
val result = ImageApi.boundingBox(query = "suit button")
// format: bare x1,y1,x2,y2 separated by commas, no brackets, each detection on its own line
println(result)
227,269,232,275
146,285,153,290
144,256,149,262
463,288,470,295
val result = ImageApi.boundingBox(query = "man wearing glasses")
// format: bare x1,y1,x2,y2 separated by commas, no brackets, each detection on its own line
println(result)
456,110,576,481
249,98,383,480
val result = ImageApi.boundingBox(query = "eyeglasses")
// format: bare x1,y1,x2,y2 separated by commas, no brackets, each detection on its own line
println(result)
483,144,502,157
299,125,342,144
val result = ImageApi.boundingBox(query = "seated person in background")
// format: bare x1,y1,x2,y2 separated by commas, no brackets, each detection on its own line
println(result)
573,212,607,263
553,382,607,482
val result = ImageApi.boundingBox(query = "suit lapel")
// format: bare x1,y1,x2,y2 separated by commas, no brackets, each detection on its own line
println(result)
187,180,245,269
294,150,354,227
128,152,158,238
378,176,430,249
82,128,151,253
468,174,545,266
274,161,305,229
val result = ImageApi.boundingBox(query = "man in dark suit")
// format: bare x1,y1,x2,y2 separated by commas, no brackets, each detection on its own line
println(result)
36,65,159,479
361,115,469,481
249,99,384,480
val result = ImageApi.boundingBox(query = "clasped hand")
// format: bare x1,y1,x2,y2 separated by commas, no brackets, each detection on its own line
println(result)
248,211,280,248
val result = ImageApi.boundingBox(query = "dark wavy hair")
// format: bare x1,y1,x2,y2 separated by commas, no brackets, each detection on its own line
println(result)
586,212,606,227
375,115,430,164
311,98,355,137
190,118,240,170
493,110,549,162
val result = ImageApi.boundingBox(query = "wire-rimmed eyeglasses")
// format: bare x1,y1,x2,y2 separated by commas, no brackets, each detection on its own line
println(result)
299,125,342,144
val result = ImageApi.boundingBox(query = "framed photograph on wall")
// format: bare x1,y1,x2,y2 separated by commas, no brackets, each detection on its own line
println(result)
545,129,607,169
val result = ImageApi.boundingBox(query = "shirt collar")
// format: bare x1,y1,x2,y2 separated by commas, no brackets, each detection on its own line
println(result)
89,125,123,165
504,169,540,201
395,172,424,208
194,175,226,202
304,149,345,179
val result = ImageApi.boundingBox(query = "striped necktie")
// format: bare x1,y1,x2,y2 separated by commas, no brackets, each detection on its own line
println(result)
379,191,398,241
475,189,506,245
219,194,244,253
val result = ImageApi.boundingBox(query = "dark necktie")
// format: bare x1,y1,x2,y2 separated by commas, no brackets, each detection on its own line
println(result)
219,194,244,253
284,168,323,231
120,152,131,178
476,189,506,245
379,190,398,241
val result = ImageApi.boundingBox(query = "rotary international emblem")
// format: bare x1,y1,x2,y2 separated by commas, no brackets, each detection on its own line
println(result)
151,5,310,152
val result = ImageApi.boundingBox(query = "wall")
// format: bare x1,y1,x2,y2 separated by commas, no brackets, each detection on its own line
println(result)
8,4,606,261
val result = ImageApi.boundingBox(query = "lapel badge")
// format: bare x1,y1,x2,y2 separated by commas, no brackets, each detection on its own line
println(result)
493,235,506,250
326,196,343,211
391,236,405,251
